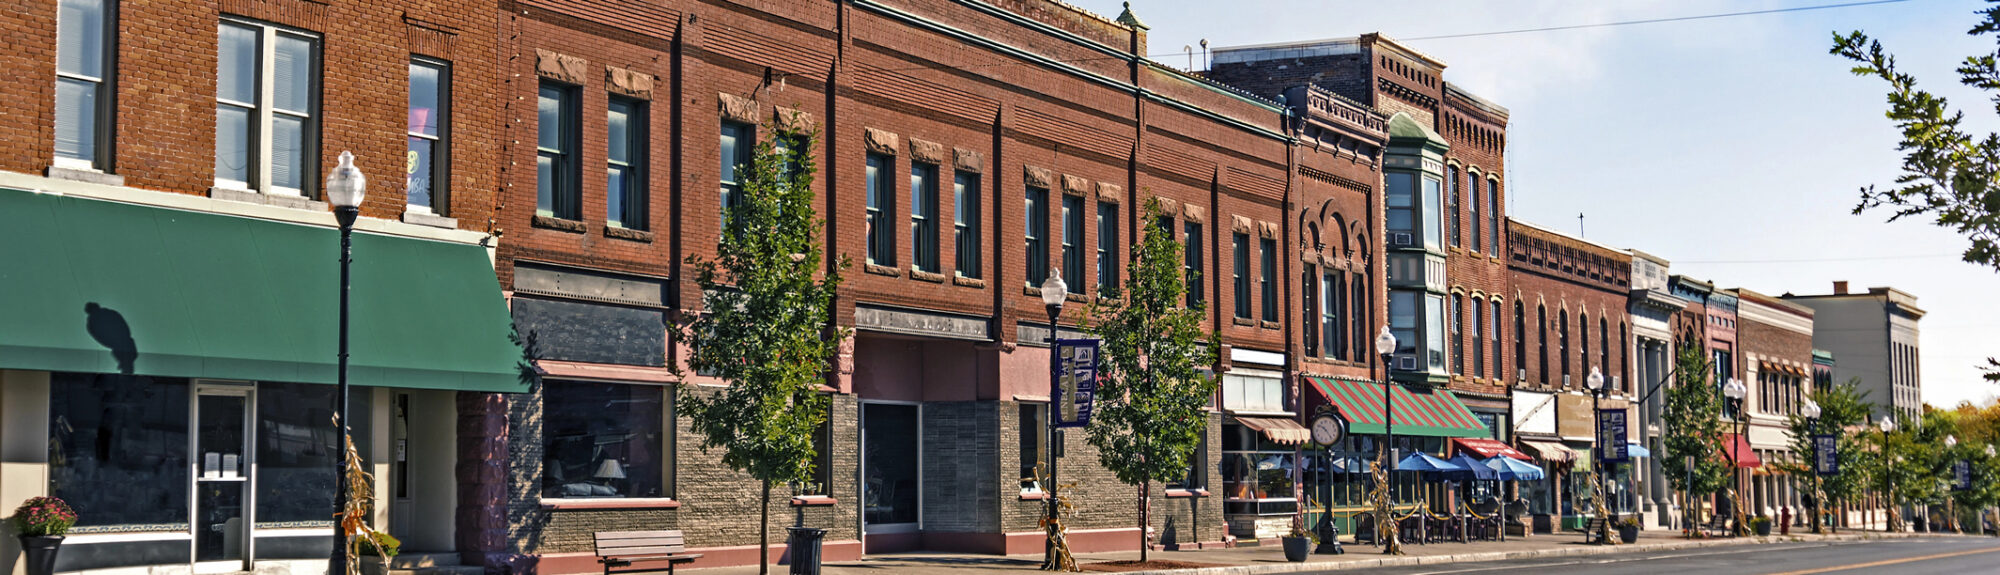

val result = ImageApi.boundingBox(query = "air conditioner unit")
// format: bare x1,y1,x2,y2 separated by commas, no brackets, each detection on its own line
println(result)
1390,232,1414,247
1562,374,1572,387
1517,368,1528,382
1396,355,1419,371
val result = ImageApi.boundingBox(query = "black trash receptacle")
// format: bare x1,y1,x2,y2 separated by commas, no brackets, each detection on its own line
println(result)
787,527,827,575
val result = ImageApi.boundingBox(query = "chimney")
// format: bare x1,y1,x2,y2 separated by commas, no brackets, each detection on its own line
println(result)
1833,281,1849,295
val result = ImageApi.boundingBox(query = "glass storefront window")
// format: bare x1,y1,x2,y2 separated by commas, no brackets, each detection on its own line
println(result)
1222,424,1296,515
542,380,666,499
256,381,373,527
49,373,190,530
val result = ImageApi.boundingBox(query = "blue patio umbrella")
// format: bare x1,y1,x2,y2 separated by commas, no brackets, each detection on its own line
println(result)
1396,452,1466,473
1427,453,1500,482
1483,456,1546,481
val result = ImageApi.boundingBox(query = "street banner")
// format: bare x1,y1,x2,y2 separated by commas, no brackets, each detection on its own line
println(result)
1955,460,1971,491
1814,434,1839,476
1052,339,1099,428
1596,408,1628,463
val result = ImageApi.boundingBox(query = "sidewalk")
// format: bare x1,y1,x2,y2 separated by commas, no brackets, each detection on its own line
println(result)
690,528,1954,575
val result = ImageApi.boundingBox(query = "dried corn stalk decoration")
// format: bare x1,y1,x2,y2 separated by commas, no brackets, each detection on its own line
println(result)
335,415,383,575
1035,463,1079,572
1371,448,1402,555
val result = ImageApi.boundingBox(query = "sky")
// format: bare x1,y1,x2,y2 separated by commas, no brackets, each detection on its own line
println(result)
1068,0,2000,408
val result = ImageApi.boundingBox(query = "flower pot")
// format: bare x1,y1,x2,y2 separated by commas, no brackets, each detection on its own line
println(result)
1281,536,1311,562
1753,522,1771,537
18,535,62,575
359,555,390,575
1618,525,1639,544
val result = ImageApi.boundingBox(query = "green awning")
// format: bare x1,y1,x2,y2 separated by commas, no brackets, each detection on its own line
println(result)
0,188,527,392
1305,375,1489,438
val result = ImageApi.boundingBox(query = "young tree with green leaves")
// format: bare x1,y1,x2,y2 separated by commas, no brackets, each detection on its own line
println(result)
678,119,847,575
1774,380,1872,533
1832,10,2000,382
1662,344,1731,537
1085,198,1219,564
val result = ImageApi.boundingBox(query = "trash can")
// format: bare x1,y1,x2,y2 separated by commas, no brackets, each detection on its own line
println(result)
786,527,827,575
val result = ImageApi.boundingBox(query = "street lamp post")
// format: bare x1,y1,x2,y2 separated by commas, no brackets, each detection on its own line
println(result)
1800,398,1823,534
1946,435,1959,533
1879,416,1899,532
1722,378,1748,536
1986,444,1997,536
1373,326,1400,555
325,151,366,574
1039,272,1067,564
1586,367,1614,545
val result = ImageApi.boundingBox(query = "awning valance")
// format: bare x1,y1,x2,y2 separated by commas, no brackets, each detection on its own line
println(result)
1625,441,1652,458
1521,440,1575,464
1453,437,1532,461
0,188,527,392
1305,375,1489,438
1721,433,1762,468
1237,416,1309,445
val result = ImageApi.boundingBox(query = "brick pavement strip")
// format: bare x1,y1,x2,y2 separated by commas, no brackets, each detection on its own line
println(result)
691,531,1945,575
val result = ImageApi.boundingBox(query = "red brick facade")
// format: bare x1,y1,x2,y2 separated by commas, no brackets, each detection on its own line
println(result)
1505,220,1633,396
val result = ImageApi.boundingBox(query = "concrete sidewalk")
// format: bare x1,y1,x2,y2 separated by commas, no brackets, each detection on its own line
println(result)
689,529,1955,575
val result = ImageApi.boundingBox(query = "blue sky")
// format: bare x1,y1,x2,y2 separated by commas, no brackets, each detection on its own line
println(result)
1070,0,1999,408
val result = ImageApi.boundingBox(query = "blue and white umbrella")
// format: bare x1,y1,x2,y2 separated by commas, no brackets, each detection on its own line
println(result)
1483,455,1546,481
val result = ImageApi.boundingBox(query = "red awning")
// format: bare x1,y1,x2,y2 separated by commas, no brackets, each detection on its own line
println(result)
1720,433,1762,468
1454,437,1532,461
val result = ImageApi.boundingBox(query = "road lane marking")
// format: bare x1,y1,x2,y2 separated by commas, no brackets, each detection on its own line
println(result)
1762,545,2000,575
1411,544,1832,575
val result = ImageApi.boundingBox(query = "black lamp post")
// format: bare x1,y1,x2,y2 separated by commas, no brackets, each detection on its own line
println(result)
325,151,366,574
1800,398,1823,534
1946,434,1960,533
1372,326,1398,554
1879,415,1898,532
1586,366,1613,545
1039,271,1067,560
1722,377,1747,535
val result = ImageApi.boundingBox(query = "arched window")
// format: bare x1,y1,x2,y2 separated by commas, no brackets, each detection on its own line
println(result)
1492,300,1504,381
1514,301,1527,379
1580,312,1591,377
1470,296,1484,377
1488,178,1501,255
1351,271,1368,361
1451,295,1464,374
1559,309,1571,383
1600,317,1611,384
1302,263,1318,356
1538,305,1549,385
1619,322,1629,392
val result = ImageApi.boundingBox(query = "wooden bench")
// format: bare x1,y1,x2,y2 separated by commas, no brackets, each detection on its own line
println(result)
596,530,704,575
1581,518,1606,542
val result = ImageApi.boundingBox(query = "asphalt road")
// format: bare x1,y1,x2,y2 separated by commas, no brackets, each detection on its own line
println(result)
1330,536,2000,575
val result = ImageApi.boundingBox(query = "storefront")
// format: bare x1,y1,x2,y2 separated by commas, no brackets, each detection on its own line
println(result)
0,188,526,573
1299,376,1490,537
1220,355,1304,541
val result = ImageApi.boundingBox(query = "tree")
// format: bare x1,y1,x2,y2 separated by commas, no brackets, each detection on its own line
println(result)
678,118,847,575
1774,379,1871,533
1832,10,2000,381
1084,197,1219,564
1662,344,1731,537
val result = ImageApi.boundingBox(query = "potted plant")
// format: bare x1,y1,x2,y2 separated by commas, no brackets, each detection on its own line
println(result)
12,496,76,575
1281,517,1313,562
357,531,402,575
1615,516,1640,544
1749,515,1772,537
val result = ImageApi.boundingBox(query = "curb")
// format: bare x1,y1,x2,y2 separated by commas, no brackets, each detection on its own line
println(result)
1112,532,1944,575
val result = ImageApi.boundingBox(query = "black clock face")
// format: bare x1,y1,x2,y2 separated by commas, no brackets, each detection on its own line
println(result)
1311,414,1344,446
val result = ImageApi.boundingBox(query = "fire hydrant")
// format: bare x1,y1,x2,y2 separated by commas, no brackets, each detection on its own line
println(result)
1780,507,1792,535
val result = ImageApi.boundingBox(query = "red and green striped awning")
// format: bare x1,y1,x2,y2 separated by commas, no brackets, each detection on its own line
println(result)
1305,375,1490,438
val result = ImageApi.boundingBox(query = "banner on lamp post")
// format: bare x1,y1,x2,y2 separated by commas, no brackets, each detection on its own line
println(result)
1814,434,1839,476
1955,460,1971,491
1596,408,1628,464
1052,339,1099,428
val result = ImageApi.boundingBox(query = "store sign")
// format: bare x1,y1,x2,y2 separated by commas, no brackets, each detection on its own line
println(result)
1596,408,1628,463
1955,460,1972,491
1053,339,1099,428
1814,434,1839,476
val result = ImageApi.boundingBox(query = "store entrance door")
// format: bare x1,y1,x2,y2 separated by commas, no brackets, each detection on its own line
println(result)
193,386,254,573
861,402,919,552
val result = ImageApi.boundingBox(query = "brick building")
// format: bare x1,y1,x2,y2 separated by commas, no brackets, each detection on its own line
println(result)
1733,289,1816,522
1503,219,1633,531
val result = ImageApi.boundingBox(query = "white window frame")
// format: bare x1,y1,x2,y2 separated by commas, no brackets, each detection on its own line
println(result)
54,0,114,171
1222,369,1288,415
406,57,449,214
215,17,320,197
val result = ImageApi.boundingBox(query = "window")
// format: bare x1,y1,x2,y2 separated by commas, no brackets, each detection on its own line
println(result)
1232,233,1251,319
1351,273,1368,361
1386,172,1414,244
1026,187,1048,285
1259,238,1277,322
50,373,188,529
1222,424,1296,515
1323,272,1344,360
1599,317,1610,382
1469,176,1482,252
1446,166,1459,247
800,406,833,496
1166,429,1206,491
1389,291,1417,360
1426,294,1446,370
1019,403,1046,491
1423,176,1443,250
407,59,448,213
535,82,579,218
865,154,893,265
1472,297,1484,377
606,96,646,229
1515,301,1527,377
1559,310,1572,381
55,0,112,169
216,19,319,196
1096,201,1118,291
1580,313,1591,375
1302,265,1319,355
542,381,666,499
1488,179,1501,254
256,381,373,526
1223,372,1286,413
1619,323,1629,391
1062,195,1084,292
1184,221,1203,305
954,172,981,278
1451,295,1463,374
719,122,752,233
1538,305,1549,384
1493,301,1505,381
911,163,939,273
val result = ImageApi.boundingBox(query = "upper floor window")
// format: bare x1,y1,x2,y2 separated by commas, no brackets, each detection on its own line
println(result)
1446,166,1459,247
1469,177,1482,253
910,163,939,273
864,154,893,265
1350,273,1368,361
1232,233,1251,319
1386,172,1414,246
1492,301,1504,381
1322,271,1345,360
534,82,579,219
719,122,752,233
1097,202,1118,292
1487,179,1501,254
1302,265,1319,355
407,58,448,214
953,172,980,278
606,96,646,230
1184,221,1204,305
55,0,113,170
217,19,319,197
1259,238,1277,322
1062,195,1084,293
1025,187,1048,285
1222,372,1287,414
1451,295,1463,374
1472,298,1485,377
1389,291,1417,360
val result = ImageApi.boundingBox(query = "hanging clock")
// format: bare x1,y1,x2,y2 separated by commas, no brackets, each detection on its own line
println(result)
1310,412,1346,447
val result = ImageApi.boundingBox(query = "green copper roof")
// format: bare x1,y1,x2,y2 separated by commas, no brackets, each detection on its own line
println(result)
0,187,528,392
1387,112,1445,144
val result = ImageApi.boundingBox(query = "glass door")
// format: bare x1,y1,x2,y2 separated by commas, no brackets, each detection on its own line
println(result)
861,403,919,533
194,389,253,573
